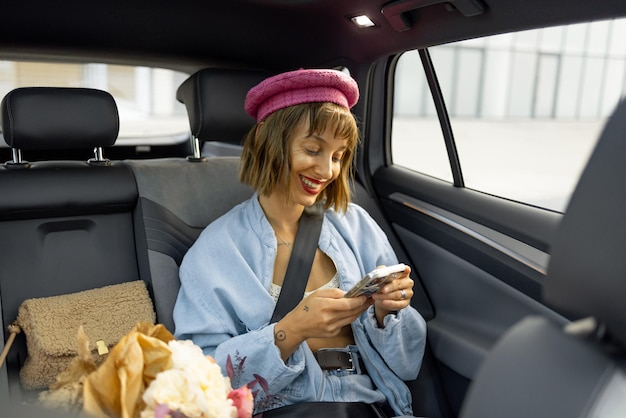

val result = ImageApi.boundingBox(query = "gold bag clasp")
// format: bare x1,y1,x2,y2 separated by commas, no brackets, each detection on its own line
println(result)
96,340,109,355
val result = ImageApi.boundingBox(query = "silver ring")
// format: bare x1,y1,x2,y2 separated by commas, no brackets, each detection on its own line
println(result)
400,289,407,299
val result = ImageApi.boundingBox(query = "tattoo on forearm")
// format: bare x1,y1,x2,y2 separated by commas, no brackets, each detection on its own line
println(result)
303,305,309,312
275,330,286,341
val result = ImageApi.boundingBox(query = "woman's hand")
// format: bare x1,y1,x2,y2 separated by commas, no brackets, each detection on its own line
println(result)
274,288,372,360
370,265,414,327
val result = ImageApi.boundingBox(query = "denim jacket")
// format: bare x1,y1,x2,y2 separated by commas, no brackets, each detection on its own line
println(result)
174,194,426,416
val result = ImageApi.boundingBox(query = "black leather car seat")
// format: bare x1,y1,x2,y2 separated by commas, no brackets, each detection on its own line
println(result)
126,68,268,332
176,67,270,158
129,67,443,418
460,98,626,417
0,87,140,400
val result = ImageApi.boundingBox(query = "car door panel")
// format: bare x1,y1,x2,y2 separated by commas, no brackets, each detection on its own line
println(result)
371,165,568,413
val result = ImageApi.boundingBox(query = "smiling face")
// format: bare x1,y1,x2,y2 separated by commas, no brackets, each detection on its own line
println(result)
285,119,348,208
239,101,359,212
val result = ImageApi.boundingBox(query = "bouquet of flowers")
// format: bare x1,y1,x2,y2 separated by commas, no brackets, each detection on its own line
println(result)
39,322,253,418
140,339,252,418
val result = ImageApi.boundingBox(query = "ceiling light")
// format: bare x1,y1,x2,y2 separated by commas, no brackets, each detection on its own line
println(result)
350,15,376,28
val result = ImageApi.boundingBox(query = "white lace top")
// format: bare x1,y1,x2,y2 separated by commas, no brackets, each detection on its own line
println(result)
269,272,340,302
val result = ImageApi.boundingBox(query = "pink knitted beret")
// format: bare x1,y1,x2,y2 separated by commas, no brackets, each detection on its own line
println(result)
244,68,359,121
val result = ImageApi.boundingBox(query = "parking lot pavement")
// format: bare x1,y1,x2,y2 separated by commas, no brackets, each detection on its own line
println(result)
393,118,603,212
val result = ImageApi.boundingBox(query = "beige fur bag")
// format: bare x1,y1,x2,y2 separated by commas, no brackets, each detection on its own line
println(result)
15,280,156,390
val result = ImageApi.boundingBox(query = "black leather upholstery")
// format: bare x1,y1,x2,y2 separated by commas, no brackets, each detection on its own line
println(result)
176,68,268,145
0,161,137,220
1,87,119,149
0,87,139,400
460,98,626,417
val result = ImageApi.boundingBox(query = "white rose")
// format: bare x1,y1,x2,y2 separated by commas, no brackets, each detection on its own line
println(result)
141,340,237,418
169,340,208,371
142,369,206,418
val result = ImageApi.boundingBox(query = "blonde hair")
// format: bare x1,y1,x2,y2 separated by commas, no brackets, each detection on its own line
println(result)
239,102,359,212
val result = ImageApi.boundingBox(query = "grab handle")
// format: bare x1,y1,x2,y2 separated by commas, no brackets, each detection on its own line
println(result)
381,0,486,31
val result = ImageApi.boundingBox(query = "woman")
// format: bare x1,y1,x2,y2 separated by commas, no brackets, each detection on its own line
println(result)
173,68,426,417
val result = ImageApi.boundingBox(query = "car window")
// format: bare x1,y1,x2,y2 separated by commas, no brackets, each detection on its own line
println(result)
0,61,189,144
392,18,626,212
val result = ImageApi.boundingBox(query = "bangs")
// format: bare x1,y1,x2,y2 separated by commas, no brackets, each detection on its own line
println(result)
308,103,359,150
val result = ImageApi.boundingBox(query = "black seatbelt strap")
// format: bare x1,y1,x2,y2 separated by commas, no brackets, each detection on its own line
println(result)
270,211,323,324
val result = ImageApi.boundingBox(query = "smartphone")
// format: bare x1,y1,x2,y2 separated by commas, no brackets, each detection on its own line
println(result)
344,263,406,298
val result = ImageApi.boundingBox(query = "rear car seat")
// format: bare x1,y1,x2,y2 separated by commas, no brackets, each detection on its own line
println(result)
128,157,254,333
0,87,140,400
129,67,444,416
126,68,267,332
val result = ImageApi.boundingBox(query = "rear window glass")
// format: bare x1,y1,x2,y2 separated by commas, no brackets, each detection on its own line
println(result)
0,61,189,144
392,18,626,212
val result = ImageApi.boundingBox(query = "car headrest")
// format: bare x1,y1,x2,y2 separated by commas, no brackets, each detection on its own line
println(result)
544,97,626,347
1,87,119,150
176,68,269,145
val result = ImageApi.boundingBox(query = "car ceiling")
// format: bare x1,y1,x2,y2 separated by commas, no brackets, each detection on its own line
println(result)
1,0,626,74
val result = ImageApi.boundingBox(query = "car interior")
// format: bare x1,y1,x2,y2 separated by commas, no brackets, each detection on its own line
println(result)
1,0,626,417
